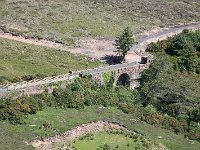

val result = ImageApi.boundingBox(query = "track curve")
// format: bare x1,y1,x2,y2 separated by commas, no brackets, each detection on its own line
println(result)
0,22,200,94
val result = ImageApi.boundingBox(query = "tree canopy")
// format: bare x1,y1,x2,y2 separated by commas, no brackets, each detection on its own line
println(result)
146,29,200,73
114,27,136,60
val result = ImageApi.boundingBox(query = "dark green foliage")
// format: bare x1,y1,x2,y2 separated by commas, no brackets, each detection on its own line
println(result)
1,76,188,137
146,40,169,53
114,27,136,59
140,56,200,115
180,43,198,72
147,30,200,73
0,99,34,124
140,30,200,141
190,106,200,123
0,77,139,124
1,62,199,141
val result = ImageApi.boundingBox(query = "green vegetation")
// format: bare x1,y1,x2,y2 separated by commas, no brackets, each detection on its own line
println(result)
68,131,159,150
1,75,199,147
1,106,200,150
1,29,200,149
103,71,116,87
114,27,136,60
0,0,199,44
0,37,101,84
0,76,139,124
146,29,200,73
141,30,200,141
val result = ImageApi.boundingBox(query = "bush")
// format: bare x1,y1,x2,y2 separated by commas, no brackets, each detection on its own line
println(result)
147,30,200,73
1,76,198,141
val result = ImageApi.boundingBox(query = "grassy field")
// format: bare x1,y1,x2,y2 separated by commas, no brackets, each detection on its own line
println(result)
69,132,151,150
0,0,199,45
0,106,199,150
0,37,101,84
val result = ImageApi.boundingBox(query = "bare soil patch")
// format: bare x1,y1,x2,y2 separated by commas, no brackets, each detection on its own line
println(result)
31,121,126,150
0,22,200,64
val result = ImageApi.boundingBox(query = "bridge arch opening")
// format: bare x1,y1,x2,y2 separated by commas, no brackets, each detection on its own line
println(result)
117,73,130,86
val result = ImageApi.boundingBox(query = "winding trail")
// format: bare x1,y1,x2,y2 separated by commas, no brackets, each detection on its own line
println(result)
0,22,200,95
0,22,200,58
130,22,200,53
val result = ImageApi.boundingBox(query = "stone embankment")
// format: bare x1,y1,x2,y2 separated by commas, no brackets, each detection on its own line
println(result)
0,62,149,93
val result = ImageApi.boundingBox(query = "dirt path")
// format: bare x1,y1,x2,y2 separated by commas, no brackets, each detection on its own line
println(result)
30,121,126,150
0,22,200,95
0,28,115,59
1,22,200,63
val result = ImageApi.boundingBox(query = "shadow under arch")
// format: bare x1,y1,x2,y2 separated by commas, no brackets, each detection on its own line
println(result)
117,73,130,86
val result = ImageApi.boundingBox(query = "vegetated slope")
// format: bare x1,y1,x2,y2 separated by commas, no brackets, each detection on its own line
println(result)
140,29,200,141
1,76,199,149
0,37,101,84
67,131,163,150
0,0,199,45
1,107,199,150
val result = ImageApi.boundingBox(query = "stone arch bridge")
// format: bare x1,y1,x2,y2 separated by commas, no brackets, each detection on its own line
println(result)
0,62,149,93
86,63,149,89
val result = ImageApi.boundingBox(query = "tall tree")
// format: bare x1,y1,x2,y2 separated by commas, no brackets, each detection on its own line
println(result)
114,27,136,60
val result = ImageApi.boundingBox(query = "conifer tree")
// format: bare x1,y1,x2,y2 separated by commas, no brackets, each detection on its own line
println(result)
114,27,136,60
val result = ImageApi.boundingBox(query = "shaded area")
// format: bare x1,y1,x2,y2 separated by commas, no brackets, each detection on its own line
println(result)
117,73,130,86
101,55,123,65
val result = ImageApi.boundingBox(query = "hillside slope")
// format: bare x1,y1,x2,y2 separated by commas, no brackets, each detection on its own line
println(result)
140,29,200,141
0,37,101,84
0,0,199,45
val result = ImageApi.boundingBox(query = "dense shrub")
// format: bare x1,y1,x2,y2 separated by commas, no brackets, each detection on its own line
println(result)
147,30,200,73
0,77,139,123
0,74,199,140
140,30,200,140
146,40,169,52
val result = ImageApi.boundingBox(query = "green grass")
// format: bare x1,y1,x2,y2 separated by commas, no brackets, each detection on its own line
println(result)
0,106,200,150
0,0,199,44
69,132,148,150
0,37,101,84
